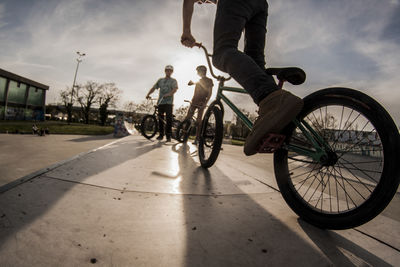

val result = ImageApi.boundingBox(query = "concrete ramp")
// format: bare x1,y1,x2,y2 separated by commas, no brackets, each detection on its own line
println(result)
113,113,138,137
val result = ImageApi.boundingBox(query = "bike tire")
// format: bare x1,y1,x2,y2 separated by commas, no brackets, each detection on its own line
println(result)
177,119,191,143
274,87,400,229
199,105,223,168
140,115,158,139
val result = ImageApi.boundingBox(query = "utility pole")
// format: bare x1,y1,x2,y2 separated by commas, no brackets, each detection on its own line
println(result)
68,51,86,123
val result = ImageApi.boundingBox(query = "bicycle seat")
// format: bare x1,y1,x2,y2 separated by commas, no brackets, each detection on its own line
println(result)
266,67,306,85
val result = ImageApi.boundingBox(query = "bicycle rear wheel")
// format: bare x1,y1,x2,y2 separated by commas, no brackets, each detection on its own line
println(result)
274,87,400,229
199,105,223,168
140,115,158,139
177,119,191,143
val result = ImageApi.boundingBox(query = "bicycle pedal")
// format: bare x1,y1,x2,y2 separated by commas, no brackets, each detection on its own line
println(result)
257,133,286,153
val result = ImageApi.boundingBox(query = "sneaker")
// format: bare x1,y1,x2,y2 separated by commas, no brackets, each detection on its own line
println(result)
244,89,303,156
156,135,164,140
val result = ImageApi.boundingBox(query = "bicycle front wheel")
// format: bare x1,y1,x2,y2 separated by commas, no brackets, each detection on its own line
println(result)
140,115,158,139
274,87,400,229
199,105,223,168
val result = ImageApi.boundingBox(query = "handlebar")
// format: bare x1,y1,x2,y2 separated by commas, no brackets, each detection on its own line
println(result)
146,97,164,106
194,43,231,82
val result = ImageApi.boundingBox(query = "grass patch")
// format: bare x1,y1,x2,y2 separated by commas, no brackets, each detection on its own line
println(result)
231,139,245,146
0,121,114,135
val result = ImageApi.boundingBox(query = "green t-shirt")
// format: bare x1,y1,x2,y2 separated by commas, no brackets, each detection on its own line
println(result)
152,77,178,105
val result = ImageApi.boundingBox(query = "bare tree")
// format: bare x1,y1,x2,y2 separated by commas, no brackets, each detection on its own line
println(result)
59,87,74,123
76,81,102,124
135,99,155,114
98,83,122,126
123,101,137,117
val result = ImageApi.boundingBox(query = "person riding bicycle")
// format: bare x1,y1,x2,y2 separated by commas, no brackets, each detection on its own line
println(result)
181,0,304,155
146,65,178,142
185,65,213,145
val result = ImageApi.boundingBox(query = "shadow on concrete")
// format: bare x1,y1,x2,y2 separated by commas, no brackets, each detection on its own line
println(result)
171,143,393,266
298,219,391,266
0,138,395,265
0,137,162,250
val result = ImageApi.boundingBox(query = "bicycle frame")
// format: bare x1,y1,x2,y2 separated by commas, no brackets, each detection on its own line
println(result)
197,44,329,162
147,97,180,133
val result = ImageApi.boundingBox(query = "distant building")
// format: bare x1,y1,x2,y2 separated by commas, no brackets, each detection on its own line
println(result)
0,68,49,120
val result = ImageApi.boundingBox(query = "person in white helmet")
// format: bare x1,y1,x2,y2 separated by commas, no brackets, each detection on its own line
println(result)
146,65,178,142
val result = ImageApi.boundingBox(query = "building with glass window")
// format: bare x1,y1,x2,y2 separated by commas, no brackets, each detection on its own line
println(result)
0,68,49,121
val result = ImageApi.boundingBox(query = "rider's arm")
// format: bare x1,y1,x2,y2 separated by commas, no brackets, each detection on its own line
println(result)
169,87,178,96
146,80,159,98
146,87,156,99
205,87,212,105
164,82,178,97
181,0,197,47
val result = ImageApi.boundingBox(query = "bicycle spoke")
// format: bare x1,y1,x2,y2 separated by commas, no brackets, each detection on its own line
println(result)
340,154,383,181
307,167,331,207
332,167,341,212
291,158,322,194
339,161,378,193
336,163,369,201
333,165,359,209
315,167,332,211
288,157,316,165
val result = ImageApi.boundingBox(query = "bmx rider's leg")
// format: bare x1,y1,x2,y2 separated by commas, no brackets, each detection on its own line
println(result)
212,0,303,155
244,8,267,70
158,105,166,138
195,105,205,141
213,0,278,105
185,104,196,121
165,104,173,140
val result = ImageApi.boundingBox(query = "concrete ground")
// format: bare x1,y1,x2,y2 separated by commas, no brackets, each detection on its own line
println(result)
0,133,116,187
0,134,399,266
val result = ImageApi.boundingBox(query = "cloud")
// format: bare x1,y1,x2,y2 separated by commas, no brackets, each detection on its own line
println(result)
0,4,6,28
261,0,400,125
0,0,399,125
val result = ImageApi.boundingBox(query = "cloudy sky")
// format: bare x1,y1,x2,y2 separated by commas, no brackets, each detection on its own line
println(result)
1,0,399,126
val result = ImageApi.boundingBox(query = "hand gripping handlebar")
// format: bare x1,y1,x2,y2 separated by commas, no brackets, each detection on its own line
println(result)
194,43,231,82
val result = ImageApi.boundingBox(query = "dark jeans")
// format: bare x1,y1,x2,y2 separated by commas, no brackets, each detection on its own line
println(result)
212,0,278,105
185,102,206,140
158,104,173,138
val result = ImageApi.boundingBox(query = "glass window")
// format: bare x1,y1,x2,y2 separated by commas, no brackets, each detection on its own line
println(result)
7,81,27,104
0,105,4,118
27,87,44,106
5,106,25,120
24,108,33,120
0,77,6,101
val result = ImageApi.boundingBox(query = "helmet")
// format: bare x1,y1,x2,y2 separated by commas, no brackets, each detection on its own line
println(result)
165,65,174,71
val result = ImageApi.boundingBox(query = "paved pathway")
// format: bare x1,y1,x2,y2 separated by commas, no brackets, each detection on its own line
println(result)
0,135,398,266
0,133,116,187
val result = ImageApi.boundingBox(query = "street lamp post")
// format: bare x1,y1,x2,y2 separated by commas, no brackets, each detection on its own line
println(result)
70,51,86,104
68,51,86,123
